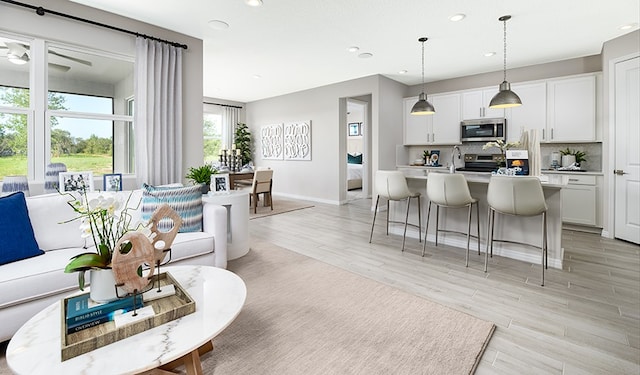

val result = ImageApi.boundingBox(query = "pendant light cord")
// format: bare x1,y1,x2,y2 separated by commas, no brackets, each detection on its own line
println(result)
502,18,507,82
421,40,425,93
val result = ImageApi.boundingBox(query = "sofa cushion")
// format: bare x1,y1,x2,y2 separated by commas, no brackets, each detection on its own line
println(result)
26,193,85,251
0,192,44,265
0,247,81,308
142,184,203,232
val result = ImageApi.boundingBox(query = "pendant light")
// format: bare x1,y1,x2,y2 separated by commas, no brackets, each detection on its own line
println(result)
489,15,522,109
411,37,435,115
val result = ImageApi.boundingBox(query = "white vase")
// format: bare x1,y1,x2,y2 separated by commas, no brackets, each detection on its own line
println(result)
89,268,119,303
562,154,576,167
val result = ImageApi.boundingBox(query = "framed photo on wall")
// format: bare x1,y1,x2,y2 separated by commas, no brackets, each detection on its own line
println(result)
348,122,362,136
59,171,94,193
210,174,230,195
103,173,123,191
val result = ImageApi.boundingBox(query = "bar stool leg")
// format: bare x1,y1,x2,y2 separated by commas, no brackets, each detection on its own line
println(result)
386,198,390,236
422,201,432,257
475,202,481,255
435,205,440,247
402,197,411,252
466,203,472,267
369,196,380,243
417,196,422,243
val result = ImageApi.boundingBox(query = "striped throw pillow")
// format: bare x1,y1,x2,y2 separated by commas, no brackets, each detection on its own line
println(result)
141,184,203,233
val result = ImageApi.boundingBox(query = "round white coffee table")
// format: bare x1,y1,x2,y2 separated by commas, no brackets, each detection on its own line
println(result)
6,266,246,375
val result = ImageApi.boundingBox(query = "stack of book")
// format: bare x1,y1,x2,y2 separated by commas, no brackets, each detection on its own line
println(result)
65,294,144,334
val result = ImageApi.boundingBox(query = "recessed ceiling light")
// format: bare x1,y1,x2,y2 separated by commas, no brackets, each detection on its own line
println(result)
399,70,408,74
245,0,263,6
449,14,466,22
619,22,638,30
484,51,496,57
347,46,359,53
358,52,373,59
253,74,262,79
208,20,229,30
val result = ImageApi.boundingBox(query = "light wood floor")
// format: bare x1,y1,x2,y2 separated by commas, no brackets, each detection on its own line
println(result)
1,198,637,374
249,198,640,374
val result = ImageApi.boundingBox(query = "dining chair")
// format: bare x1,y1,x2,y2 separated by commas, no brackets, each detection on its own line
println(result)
486,176,548,286
250,169,274,213
369,170,421,252
422,173,480,267
44,162,67,194
1,175,30,197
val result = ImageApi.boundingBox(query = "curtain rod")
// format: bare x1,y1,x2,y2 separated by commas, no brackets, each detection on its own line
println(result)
0,0,188,49
203,101,243,109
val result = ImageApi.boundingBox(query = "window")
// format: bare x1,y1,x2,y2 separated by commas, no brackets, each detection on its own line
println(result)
203,111,223,164
0,34,134,182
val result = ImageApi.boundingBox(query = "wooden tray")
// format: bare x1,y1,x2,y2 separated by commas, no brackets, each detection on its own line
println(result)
61,271,195,361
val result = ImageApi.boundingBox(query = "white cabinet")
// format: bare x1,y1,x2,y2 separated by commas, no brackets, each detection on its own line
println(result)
428,93,461,144
403,93,461,145
560,174,597,226
462,87,504,119
546,75,596,142
506,82,547,142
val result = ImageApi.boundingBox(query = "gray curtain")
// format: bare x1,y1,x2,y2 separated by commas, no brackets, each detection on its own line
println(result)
134,37,183,186
222,106,241,149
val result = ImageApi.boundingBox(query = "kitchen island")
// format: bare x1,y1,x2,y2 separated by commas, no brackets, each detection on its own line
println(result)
391,169,568,269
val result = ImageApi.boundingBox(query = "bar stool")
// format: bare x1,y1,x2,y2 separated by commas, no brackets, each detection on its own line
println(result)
422,173,480,267
486,176,548,286
1,175,30,196
369,170,421,252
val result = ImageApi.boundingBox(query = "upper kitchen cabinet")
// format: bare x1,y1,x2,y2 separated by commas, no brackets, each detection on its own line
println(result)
545,74,597,142
506,82,547,142
403,93,461,145
462,87,504,119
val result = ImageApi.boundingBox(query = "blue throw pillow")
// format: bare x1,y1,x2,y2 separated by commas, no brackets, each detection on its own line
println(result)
141,184,203,233
347,153,362,164
0,192,44,265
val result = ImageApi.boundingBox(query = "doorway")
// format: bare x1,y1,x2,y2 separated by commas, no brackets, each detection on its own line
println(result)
613,54,640,244
345,98,369,202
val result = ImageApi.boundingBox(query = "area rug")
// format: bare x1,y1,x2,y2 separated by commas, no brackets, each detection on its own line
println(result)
201,241,495,374
249,198,314,219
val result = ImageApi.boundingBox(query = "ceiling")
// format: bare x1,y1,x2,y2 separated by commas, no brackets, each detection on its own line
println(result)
69,0,639,103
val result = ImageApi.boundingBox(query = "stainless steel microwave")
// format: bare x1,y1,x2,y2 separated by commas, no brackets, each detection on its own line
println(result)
460,118,506,142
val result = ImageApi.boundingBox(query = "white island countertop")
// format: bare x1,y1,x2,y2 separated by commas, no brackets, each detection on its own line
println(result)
404,170,569,189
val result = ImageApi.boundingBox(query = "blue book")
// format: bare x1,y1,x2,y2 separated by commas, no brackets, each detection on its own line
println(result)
66,293,143,327
66,306,138,334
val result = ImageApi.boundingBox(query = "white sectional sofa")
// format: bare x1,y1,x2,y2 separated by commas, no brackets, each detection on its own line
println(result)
0,189,228,342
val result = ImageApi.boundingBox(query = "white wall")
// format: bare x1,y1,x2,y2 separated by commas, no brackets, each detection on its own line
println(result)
0,0,203,189
246,75,406,204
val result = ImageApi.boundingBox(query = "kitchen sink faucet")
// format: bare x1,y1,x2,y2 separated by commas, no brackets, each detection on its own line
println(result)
450,145,461,173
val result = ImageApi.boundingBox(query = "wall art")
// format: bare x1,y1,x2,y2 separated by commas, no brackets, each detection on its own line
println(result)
284,121,312,161
260,124,284,160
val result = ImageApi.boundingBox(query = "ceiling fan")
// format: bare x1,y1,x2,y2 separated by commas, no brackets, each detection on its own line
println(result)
0,42,93,72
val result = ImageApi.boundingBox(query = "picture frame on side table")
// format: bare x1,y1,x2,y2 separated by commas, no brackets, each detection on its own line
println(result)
59,171,94,193
210,174,230,195
103,173,123,191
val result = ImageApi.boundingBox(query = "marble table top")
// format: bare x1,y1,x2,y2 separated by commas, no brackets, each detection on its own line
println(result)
7,266,246,375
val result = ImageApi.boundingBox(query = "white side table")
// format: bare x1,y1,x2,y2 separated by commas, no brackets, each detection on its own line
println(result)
203,190,250,260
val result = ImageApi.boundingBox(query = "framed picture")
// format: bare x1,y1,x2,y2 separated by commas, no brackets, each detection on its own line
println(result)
59,171,94,193
210,174,230,195
103,173,123,191
348,122,362,136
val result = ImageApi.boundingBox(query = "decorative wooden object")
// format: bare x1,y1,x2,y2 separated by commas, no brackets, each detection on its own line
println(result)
149,203,182,264
112,232,156,294
61,272,195,361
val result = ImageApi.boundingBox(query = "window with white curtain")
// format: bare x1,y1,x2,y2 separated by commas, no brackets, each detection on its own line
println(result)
0,33,134,182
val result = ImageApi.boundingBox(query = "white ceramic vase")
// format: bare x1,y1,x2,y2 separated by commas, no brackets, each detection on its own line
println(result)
89,268,119,303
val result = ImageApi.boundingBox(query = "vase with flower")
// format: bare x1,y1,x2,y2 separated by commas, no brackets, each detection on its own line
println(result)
62,190,152,302
482,140,521,169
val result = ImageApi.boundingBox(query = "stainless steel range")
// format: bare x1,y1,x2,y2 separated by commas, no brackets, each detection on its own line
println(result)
455,154,502,172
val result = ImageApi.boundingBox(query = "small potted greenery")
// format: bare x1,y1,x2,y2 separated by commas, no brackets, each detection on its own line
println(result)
559,148,587,167
186,164,218,194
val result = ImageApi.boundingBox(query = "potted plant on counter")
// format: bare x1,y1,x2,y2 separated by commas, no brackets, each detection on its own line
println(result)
186,164,218,194
559,148,587,167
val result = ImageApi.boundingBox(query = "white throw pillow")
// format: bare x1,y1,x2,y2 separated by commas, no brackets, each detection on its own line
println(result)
25,193,84,251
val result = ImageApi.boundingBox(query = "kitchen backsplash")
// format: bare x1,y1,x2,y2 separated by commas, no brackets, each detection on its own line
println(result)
403,143,602,172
